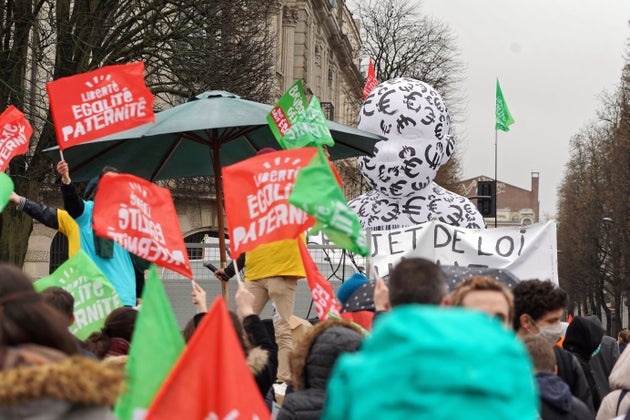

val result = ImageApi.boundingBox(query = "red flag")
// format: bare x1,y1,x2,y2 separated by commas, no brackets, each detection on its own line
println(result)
46,62,155,150
362,58,379,100
92,173,192,279
146,297,271,420
298,240,340,320
0,106,32,172
567,314,573,324
222,147,317,257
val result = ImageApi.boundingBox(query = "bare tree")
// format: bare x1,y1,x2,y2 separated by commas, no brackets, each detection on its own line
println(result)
557,68,630,333
0,0,276,265
353,0,463,110
349,0,465,196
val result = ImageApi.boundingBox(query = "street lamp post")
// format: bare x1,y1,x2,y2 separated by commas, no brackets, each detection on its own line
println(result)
600,217,616,335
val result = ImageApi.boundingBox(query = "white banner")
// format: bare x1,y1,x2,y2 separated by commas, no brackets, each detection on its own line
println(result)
369,220,558,284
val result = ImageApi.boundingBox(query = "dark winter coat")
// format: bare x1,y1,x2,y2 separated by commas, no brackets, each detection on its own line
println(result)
242,314,277,397
0,344,123,419
277,319,364,420
537,372,594,420
555,346,596,412
587,317,620,397
564,316,606,411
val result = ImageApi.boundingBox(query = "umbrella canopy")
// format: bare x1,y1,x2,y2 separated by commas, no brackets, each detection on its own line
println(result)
43,91,382,297
43,91,382,182
342,266,519,313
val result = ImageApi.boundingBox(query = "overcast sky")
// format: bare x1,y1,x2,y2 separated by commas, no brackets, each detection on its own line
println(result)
418,0,630,217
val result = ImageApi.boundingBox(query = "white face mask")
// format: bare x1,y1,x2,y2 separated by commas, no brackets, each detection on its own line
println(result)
532,318,564,344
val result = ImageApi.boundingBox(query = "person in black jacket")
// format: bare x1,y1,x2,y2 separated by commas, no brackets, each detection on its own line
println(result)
277,318,365,420
564,316,606,411
524,335,594,420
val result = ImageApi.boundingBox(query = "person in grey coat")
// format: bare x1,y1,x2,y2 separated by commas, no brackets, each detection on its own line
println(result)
277,318,365,420
586,316,620,397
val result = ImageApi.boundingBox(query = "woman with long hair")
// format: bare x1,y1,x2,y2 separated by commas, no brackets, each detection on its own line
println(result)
84,307,137,360
0,263,122,419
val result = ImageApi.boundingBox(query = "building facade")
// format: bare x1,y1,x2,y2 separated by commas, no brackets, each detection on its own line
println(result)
272,0,363,125
453,172,540,227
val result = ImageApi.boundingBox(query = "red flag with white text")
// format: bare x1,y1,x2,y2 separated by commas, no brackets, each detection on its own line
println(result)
363,58,379,100
46,62,154,150
222,147,317,257
145,297,271,420
298,240,340,320
0,106,32,172
92,173,192,279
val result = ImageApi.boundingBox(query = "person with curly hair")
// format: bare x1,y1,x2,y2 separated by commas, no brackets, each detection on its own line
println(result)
513,279,595,414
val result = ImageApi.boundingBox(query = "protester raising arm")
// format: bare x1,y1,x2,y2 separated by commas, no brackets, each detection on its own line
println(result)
10,192,58,227
54,160,138,306
56,160,84,218
10,191,82,257
192,281,208,313
189,281,278,397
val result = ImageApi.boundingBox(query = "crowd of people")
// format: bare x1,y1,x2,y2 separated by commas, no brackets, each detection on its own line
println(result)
2,160,630,419
1,250,629,419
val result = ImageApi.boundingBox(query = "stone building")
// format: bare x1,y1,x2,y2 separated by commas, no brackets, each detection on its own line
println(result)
272,0,363,125
453,172,540,227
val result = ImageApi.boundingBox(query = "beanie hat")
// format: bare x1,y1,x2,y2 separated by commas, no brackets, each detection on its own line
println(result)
337,272,368,305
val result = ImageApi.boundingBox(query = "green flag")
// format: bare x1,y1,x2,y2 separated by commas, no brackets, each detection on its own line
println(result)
278,96,335,150
114,265,185,420
267,79,307,141
289,147,369,256
495,79,515,132
34,249,122,340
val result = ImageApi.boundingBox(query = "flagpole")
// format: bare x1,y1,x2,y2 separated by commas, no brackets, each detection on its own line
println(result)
494,129,498,228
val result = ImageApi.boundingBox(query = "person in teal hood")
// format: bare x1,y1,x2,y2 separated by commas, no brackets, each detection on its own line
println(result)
322,305,539,420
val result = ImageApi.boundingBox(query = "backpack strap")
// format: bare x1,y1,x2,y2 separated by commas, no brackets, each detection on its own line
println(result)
617,388,629,416
553,346,576,389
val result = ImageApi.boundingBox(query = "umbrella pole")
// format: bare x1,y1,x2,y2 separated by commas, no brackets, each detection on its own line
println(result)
212,143,229,301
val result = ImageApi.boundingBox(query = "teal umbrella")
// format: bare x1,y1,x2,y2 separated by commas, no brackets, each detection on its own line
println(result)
43,91,382,295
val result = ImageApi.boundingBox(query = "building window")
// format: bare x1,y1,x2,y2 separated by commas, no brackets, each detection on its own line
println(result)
320,102,335,120
184,230,218,260
49,232,68,274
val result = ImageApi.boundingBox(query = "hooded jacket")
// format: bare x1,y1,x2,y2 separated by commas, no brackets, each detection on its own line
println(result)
537,372,593,420
587,316,620,398
564,316,605,410
0,345,124,420
277,319,364,420
322,306,538,420
596,346,630,420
